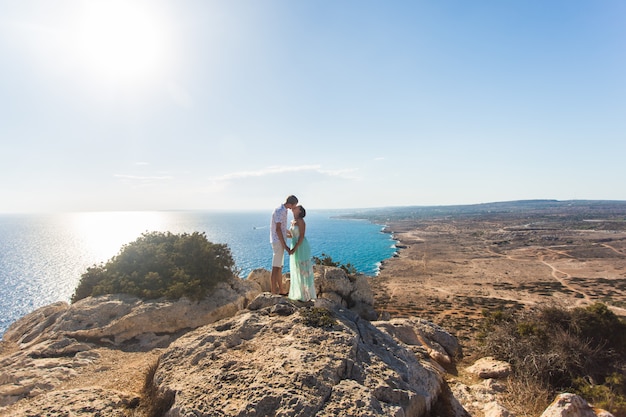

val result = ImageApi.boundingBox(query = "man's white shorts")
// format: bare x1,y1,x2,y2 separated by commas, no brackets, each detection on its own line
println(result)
272,242,285,268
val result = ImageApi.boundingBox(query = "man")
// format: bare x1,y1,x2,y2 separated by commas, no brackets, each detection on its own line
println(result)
270,195,298,294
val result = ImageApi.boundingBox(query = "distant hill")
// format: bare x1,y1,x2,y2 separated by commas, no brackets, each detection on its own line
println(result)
340,200,626,226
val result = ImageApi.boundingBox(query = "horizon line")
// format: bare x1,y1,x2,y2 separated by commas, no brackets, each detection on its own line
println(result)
2,198,626,215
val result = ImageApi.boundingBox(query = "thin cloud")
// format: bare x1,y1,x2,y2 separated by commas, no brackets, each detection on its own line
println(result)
114,174,174,190
209,165,358,182
210,165,319,181
318,168,359,179
114,174,173,181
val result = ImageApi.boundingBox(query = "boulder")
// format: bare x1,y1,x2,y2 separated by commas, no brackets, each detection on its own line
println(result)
315,265,353,297
450,379,511,417
540,393,613,417
466,357,512,379
248,266,378,320
314,266,377,320
247,268,272,292
374,317,462,365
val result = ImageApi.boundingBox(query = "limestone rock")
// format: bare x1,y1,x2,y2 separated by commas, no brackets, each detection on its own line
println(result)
466,357,512,379
315,265,353,297
374,317,462,365
69,277,259,345
0,271,506,417
248,292,291,310
0,348,101,408
2,301,68,345
6,276,261,348
450,378,512,417
540,393,613,417
248,267,378,320
155,305,444,416
485,401,515,417
247,268,272,292
2,388,138,416
271,301,297,316
0,276,260,408
314,266,377,320
351,274,376,306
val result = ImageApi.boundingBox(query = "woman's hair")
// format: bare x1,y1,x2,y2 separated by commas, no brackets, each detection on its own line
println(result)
297,205,306,219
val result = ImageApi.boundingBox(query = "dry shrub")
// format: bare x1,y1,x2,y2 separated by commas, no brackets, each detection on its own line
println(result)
126,358,175,417
478,303,626,417
499,376,552,417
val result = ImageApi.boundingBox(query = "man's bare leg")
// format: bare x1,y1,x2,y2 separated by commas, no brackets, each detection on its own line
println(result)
271,267,281,294
278,271,284,295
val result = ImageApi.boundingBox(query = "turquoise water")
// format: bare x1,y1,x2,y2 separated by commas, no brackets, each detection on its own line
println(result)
0,210,396,336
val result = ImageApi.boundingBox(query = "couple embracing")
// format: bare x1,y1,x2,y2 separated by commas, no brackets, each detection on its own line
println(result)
270,195,316,302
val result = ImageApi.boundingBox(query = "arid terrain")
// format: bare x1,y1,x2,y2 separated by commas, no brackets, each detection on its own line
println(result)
364,200,626,356
2,200,625,417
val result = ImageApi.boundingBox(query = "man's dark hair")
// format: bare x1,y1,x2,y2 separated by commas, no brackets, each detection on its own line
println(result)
286,195,298,205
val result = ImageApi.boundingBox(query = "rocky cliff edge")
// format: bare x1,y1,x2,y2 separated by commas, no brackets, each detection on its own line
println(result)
0,266,611,417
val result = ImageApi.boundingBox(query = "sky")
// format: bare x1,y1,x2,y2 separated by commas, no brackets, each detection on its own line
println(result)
1,0,625,213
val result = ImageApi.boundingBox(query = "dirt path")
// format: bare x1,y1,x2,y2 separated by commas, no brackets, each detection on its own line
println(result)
374,218,626,355
601,243,625,256
538,255,590,301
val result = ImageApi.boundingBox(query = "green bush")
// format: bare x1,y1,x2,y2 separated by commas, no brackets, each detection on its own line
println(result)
479,303,626,416
575,373,626,416
312,252,357,275
71,231,235,303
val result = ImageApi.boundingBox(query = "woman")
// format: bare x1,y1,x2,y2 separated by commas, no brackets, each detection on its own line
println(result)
287,205,316,302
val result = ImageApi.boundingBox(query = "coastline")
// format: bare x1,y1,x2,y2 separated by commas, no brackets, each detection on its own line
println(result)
369,211,626,353
0,211,394,337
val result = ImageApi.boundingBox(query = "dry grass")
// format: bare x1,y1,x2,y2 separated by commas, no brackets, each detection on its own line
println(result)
499,377,553,417
125,358,175,417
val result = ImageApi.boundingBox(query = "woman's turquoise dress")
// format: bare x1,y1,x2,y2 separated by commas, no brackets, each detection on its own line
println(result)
288,223,316,302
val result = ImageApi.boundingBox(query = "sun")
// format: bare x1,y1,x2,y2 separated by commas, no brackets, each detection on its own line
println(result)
73,0,171,84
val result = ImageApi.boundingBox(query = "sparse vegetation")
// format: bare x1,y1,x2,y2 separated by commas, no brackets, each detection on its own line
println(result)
300,307,337,328
479,303,626,416
499,376,553,417
354,201,626,415
71,231,235,303
127,358,175,417
313,252,357,275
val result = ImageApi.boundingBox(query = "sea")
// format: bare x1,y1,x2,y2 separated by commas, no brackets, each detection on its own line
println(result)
0,210,397,336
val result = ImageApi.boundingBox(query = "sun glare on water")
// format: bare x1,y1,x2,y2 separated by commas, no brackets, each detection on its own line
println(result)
70,212,168,263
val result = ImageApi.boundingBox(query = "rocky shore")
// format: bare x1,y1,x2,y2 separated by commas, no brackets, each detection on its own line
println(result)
0,263,613,416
